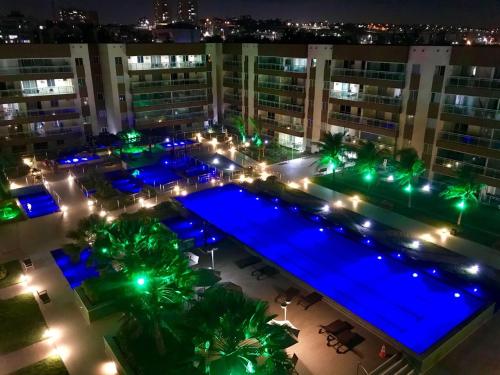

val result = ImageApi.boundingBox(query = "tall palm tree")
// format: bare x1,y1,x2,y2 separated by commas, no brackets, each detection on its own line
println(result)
249,117,265,160
356,142,387,188
65,214,109,261
395,148,426,208
234,116,248,143
188,286,295,375
316,131,346,176
440,166,484,225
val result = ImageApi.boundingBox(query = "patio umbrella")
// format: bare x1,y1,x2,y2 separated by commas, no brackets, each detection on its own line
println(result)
194,268,221,287
268,319,300,348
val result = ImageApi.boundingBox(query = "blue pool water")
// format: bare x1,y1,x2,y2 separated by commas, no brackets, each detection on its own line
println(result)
17,188,59,218
130,164,180,186
105,171,142,194
160,139,195,149
57,154,100,165
178,185,486,354
51,249,99,288
163,216,225,247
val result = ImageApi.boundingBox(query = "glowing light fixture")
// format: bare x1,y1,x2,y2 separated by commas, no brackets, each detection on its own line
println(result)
387,175,394,182
362,220,371,228
466,264,480,275
421,184,431,192
412,272,418,278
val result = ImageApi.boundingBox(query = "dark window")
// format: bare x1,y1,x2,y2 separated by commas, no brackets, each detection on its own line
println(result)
56,139,65,145
115,57,122,65
50,99,59,107
412,64,420,75
119,95,126,102
78,78,86,88
33,142,48,150
75,58,84,66
97,92,104,100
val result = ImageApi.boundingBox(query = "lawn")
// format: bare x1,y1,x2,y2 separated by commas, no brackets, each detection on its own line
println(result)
12,356,68,375
314,171,500,249
0,293,48,354
0,260,23,289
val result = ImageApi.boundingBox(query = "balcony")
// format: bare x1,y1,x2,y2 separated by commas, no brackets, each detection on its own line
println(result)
128,61,207,71
256,63,307,74
433,156,500,186
0,86,75,100
1,126,83,142
257,99,304,115
130,78,208,92
0,107,79,123
441,104,500,122
329,91,402,111
331,68,405,87
135,109,207,122
132,95,208,109
224,108,242,119
259,117,304,137
0,64,72,76
257,80,305,93
223,77,242,87
223,60,242,71
327,111,398,137
437,131,500,159
223,93,242,104
447,76,500,91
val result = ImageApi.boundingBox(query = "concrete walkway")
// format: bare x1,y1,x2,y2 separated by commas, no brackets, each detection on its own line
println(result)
0,340,54,375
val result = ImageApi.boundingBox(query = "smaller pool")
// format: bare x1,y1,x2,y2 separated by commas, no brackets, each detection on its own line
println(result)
105,171,142,194
160,139,195,149
130,164,180,186
51,249,99,288
163,216,225,247
17,188,59,218
57,154,100,166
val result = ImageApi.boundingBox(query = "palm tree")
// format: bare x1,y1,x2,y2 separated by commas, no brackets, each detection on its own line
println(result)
395,148,426,208
249,117,265,160
440,166,484,225
355,142,387,188
65,214,108,261
234,116,247,143
188,286,295,375
316,131,346,176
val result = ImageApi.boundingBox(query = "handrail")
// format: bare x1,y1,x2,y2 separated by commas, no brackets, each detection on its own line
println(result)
357,363,370,375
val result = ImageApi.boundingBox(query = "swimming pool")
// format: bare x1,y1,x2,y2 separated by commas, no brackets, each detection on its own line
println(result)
159,139,195,150
163,216,225,247
51,249,99,288
105,171,142,194
130,164,180,186
17,187,59,218
177,184,487,355
57,154,100,166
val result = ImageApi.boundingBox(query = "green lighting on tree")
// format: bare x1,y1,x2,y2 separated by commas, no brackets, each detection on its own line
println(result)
136,276,147,287
363,172,374,182
404,184,413,193
101,247,108,254
457,200,466,210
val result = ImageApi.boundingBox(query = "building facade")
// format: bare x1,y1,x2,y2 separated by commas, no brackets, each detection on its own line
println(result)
0,43,499,196
176,0,198,24
153,0,171,26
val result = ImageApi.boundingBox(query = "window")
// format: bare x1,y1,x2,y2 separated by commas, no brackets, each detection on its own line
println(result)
50,99,59,107
56,139,65,146
98,110,107,119
311,58,317,68
75,58,84,66
115,57,122,65
97,92,104,100
412,64,420,75
47,79,55,87
137,56,144,63
119,95,126,102
78,78,86,89
435,66,445,76
430,92,441,103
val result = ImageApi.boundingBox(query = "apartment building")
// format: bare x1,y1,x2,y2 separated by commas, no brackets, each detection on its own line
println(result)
0,44,96,156
0,43,498,196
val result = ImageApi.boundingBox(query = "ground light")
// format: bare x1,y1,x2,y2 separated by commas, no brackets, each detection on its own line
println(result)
362,220,371,228
422,184,431,192
466,264,480,275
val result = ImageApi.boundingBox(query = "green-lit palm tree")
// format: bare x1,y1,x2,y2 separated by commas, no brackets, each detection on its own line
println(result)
395,148,426,208
316,132,346,176
64,214,108,261
440,166,484,225
234,116,248,143
188,286,295,375
249,117,265,160
356,142,387,188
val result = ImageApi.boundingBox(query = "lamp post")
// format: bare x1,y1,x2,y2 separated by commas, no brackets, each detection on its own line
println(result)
281,301,291,321
209,247,218,270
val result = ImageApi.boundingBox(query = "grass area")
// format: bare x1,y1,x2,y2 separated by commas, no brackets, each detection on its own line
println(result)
241,144,305,164
314,171,500,249
0,199,25,224
12,356,68,375
0,260,23,289
0,293,48,354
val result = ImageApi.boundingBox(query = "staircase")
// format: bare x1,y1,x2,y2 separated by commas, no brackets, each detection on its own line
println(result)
358,353,418,375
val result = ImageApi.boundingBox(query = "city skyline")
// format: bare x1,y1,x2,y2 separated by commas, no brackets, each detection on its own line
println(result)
0,0,499,27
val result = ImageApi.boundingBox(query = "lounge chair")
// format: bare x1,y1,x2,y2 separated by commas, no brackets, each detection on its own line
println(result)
275,287,301,303
235,255,261,269
252,265,279,280
319,319,353,336
328,330,364,353
37,290,51,304
22,258,33,270
297,292,322,310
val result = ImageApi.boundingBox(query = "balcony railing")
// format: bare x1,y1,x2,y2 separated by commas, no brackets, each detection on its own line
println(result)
128,61,207,71
135,110,208,121
223,94,242,103
223,60,242,67
0,107,79,121
329,91,402,106
223,77,242,86
438,131,500,150
447,76,500,91
328,111,399,131
257,80,305,93
0,86,75,98
0,65,72,75
441,104,500,121
1,126,82,139
435,156,500,180
256,63,307,73
331,68,405,82
224,108,242,118
133,95,208,108
257,99,304,113
130,78,208,91
259,117,304,133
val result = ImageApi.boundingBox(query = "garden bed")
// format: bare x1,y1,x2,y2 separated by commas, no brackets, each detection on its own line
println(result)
0,199,26,224
0,260,23,289
12,356,68,375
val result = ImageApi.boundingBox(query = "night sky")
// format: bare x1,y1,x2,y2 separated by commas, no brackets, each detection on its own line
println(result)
1,0,499,27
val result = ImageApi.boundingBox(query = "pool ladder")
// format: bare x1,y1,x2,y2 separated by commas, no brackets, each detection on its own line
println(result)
358,353,417,375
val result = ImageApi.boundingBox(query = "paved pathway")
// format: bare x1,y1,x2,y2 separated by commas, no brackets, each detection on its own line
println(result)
0,340,54,375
